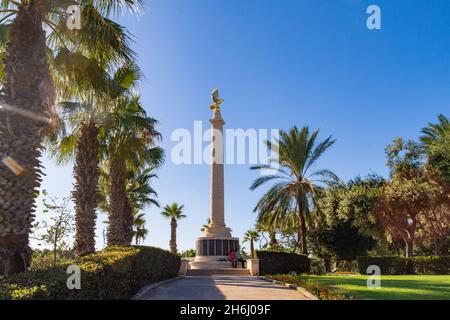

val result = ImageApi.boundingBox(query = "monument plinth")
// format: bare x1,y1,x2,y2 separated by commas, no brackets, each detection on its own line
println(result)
191,90,239,269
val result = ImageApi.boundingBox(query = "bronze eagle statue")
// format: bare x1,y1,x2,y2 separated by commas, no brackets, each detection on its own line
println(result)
209,88,224,111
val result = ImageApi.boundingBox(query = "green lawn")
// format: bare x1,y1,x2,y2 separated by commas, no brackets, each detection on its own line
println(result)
305,275,450,300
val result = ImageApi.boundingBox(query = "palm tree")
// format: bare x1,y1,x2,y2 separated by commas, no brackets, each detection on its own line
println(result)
201,218,211,232
133,212,148,245
243,230,260,259
99,163,162,247
421,114,450,182
50,64,140,256
99,165,161,213
0,0,141,274
250,126,336,255
126,166,160,211
421,114,450,145
126,166,160,245
160,203,186,254
104,94,162,246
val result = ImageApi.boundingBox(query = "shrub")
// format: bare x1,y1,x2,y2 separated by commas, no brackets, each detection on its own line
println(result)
178,249,196,258
267,275,347,300
256,251,310,275
357,255,449,275
0,246,180,300
30,249,75,270
357,256,413,275
412,256,450,275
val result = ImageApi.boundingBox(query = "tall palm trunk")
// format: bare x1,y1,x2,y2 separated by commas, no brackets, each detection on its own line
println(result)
107,157,133,246
169,217,177,254
297,197,308,255
268,230,278,248
298,213,308,255
0,2,55,275
73,122,100,256
250,239,255,258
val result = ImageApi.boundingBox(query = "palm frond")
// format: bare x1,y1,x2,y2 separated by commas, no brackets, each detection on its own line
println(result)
249,174,287,191
304,134,336,174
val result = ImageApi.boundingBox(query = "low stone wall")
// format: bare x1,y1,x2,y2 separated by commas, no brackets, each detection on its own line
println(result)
179,259,190,276
247,259,260,276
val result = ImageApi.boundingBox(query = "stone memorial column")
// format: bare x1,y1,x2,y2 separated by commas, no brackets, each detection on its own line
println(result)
192,89,239,267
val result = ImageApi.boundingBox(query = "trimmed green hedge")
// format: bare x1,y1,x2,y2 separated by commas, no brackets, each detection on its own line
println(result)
0,246,180,300
412,256,450,275
256,251,310,275
357,256,449,275
357,256,413,275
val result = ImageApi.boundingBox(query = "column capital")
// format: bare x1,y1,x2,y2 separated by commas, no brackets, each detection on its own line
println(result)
210,110,225,126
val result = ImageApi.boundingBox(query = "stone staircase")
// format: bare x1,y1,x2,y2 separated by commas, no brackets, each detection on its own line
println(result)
186,268,251,276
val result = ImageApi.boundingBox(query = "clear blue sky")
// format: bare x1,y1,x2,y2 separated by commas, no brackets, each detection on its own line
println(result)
35,0,450,251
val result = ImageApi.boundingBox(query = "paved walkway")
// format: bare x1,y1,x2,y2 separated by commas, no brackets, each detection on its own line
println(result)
141,276,309,300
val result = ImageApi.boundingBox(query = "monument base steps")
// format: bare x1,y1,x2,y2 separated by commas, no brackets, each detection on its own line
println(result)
186,268,251,276
189,260,235,270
